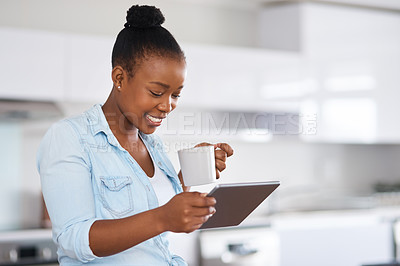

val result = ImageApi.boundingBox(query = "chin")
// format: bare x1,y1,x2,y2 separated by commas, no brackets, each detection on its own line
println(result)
140,126,157,135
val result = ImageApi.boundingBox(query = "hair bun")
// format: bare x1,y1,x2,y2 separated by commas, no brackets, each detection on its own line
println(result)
124,5,165,29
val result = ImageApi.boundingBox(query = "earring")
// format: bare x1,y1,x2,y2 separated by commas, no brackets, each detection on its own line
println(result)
117,85,121,89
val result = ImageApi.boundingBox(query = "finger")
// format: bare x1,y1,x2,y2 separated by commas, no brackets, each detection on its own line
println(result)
215,159,227,172
192,215,212,227
185,191,206,198
216,169,220,179
215,149,227,162
186,192,216,206
215,143,234,157
190,220,207,231
195,142,212,148
184,222,204,233
193,206,216,217
192,195,216,207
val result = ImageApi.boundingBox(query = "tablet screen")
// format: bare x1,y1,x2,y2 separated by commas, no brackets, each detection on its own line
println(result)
200,181,280,230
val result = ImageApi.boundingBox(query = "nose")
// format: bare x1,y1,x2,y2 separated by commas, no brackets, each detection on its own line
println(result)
158,96,174,113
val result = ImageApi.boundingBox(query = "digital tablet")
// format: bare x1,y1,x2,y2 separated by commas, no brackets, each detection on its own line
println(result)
199,181,280,230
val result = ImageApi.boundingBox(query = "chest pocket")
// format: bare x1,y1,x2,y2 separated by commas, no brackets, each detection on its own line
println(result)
99,176,134,217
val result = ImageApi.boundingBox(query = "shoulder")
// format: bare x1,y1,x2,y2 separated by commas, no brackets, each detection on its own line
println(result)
37,112,92,165
45,104,100,139
45,113,87,141
38,106,97,155
38,119,83,160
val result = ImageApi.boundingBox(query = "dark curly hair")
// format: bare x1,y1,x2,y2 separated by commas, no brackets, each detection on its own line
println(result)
111,5,185,77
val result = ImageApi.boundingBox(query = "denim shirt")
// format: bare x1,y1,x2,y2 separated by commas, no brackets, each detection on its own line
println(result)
37,104,186,266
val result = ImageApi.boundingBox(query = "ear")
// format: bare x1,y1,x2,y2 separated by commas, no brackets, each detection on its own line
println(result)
111,66,125,91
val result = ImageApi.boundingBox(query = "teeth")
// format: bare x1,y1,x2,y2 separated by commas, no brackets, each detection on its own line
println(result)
147,114,162,123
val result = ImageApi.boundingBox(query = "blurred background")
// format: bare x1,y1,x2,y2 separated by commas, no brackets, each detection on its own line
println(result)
1,0,400,265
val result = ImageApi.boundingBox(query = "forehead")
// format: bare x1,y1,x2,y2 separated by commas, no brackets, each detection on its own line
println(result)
133,56,186,82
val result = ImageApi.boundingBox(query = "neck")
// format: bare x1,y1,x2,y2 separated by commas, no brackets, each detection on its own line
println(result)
102,90,139,141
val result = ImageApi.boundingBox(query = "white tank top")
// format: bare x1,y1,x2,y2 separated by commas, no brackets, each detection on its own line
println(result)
148,159,176,206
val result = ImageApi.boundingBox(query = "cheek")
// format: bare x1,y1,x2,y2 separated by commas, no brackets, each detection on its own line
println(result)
121,89,151,111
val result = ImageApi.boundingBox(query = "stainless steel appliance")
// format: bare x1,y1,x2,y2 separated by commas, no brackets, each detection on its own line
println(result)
199,225,279,266
0,229,57,265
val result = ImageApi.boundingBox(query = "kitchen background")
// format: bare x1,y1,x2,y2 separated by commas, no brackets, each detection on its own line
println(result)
1,0,400,265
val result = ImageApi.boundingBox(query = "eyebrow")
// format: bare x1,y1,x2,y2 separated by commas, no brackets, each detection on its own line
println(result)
149,81,169,89
149,81,184,90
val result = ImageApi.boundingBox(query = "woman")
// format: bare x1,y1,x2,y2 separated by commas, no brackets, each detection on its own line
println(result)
37,4,233,265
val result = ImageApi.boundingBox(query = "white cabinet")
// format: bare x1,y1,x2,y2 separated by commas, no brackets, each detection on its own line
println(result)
274,210,396,266
0,27,302,113
298,3,400,143
182,43,302,112
260,3,400,143
300,55,400,143
0,27,65,101
0,28,113,104
63,37,302,110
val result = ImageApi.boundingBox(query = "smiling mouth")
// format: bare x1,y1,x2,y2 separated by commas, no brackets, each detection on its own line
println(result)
146,114,164,124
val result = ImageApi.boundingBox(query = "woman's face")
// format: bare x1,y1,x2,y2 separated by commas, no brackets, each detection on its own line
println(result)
117,56,186,134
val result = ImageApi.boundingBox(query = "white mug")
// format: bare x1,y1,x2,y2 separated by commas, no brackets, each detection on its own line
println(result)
178,146,216,186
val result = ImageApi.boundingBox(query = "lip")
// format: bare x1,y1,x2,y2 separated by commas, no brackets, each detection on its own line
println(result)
145,113,166,126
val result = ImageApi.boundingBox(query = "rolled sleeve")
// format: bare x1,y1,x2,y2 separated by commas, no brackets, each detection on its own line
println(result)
37,120,99,263
57,218,100,262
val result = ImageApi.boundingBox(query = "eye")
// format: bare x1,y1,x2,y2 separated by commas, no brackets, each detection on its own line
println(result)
150,91,163,97
172,94,181,99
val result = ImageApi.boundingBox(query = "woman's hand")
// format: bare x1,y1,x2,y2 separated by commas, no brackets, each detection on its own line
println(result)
159,192,216,233
195,142,234,179
89,192,216,256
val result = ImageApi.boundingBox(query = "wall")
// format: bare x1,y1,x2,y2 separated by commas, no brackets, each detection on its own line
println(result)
173,137,400,196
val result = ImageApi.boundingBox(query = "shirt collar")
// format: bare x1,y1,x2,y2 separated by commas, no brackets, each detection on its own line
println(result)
86,104,108,134
86,104,121,148
85,105,175,170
